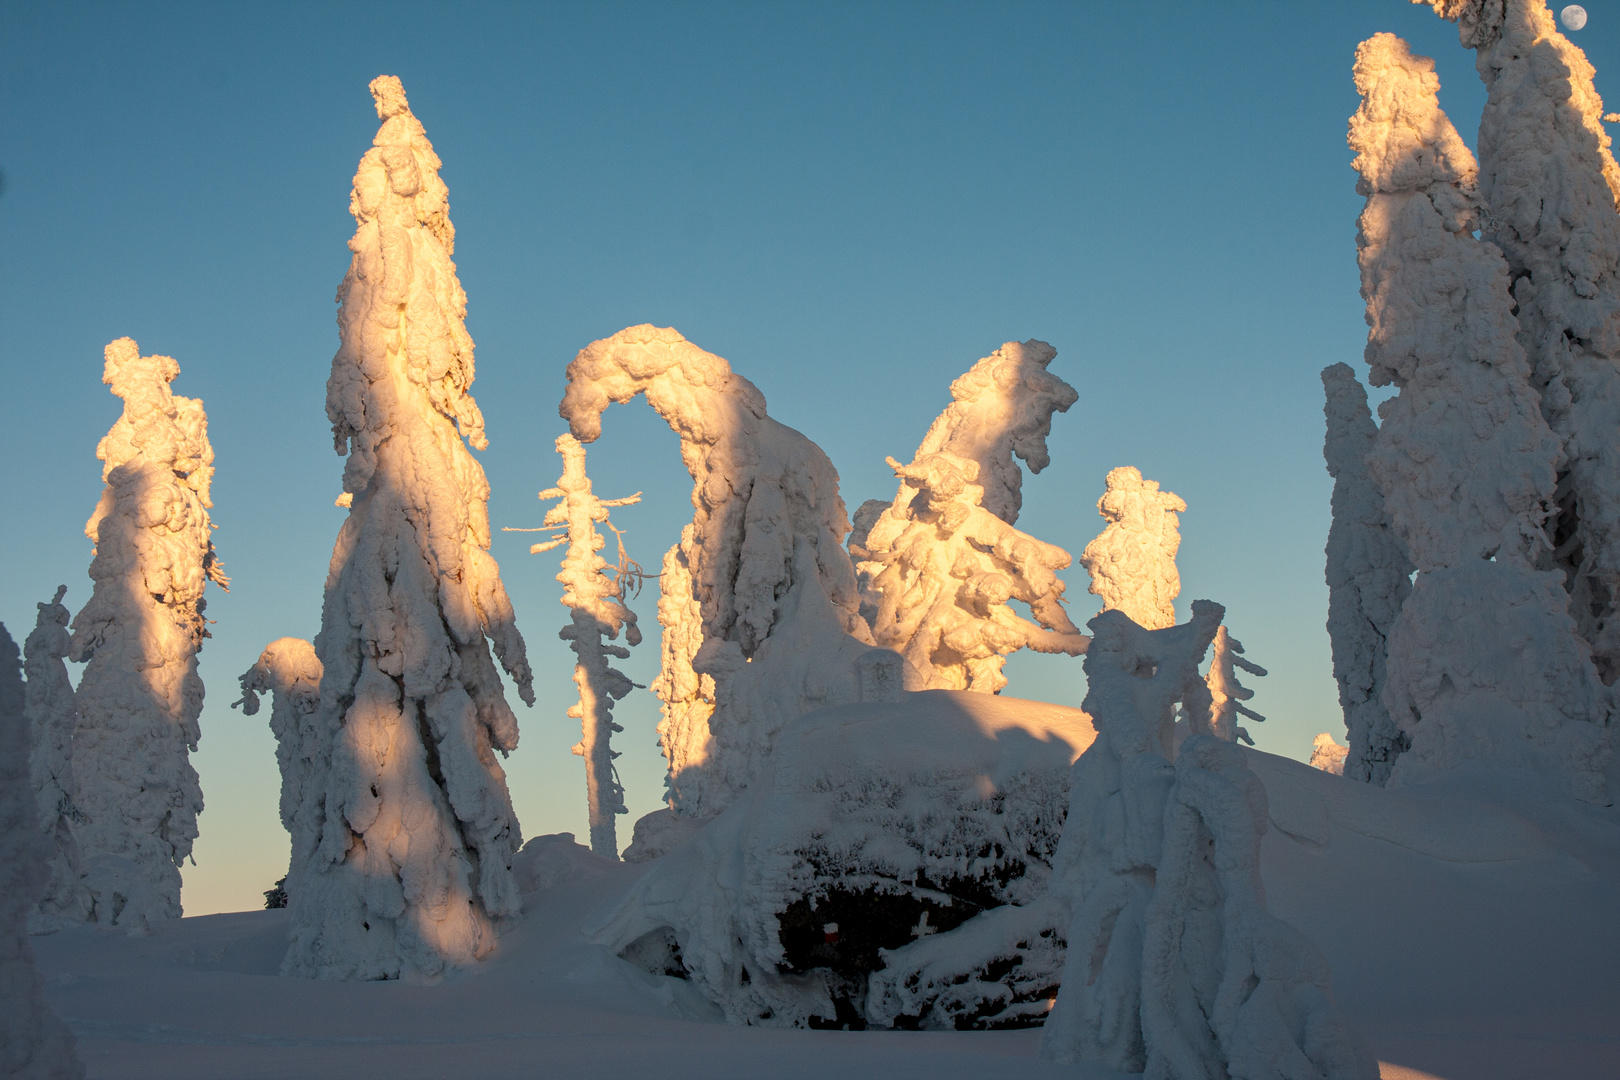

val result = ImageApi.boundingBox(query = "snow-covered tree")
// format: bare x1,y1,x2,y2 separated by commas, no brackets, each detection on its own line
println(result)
560,324,877,822
70,337,226,930
530,434,642,859
23,587,89,930
1350,33,1610,802
1322,362,1414,785
1204,625,1266,746
851,341,1087,692
289,76,535,980
1041,604,1375,1079
1422,0,1620,683
1309,733,1349,776
233,638,321,903
1,623,86,1080
1079,466,1185,630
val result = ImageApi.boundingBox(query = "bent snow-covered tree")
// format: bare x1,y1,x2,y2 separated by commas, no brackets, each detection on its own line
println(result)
290,76,535,980
70,337,226,930
1322,362,1414,784
234,638,322,902
560,325,876,825
852,341,1087,692
1080,466,1185,630
23,587,89,930
531,434,642,859
1422,0,1620,684
1350,33,1610,801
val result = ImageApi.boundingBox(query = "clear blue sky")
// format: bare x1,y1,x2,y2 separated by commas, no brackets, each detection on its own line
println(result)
3,1,1613,915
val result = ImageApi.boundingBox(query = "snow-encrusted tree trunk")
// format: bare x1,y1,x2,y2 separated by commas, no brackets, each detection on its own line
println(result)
1080,466,1186,630
560,325,877,824
1350,33,1610,802
1040,604,1375,1079
289,76,535,980
851,340,1087,692
1,623,86,1080
23,587,89,930
233,638,321,902
531,434,641,859
69,337,226,930
1205,625,1266,746
1321,362,1414,785
1423,0,1620,684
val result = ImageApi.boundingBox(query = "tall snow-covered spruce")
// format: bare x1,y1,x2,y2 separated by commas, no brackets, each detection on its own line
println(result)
1350,33,1610,801
70,337,226,929
1321,363,1414,784
1080,466,1186,630
289,76,535,979
23,587,90,929
233,639,322,904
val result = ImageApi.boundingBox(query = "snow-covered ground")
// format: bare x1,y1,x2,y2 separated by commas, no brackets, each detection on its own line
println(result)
29,723,1618,1079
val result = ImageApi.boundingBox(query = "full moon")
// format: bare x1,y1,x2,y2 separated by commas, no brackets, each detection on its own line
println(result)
1562,4,1588,30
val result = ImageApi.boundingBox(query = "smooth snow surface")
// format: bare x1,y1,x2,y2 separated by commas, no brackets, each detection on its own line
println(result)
1080,467,1186,631
291,75,535,980
24,587,90,930
69,338,227,931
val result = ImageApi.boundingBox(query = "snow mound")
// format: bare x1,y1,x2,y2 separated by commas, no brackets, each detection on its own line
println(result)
513,833,620,894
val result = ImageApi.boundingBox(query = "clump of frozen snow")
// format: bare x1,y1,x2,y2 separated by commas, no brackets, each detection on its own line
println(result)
530,434,643,858
1310,733,1349,776
1,623,86,1079
233,638,321,902
1080,466,1185,631
560,324,877,819
1322,363,1414,785
852,341,1087,693
289,76,535,980
23,587,89,931
69,337,227,931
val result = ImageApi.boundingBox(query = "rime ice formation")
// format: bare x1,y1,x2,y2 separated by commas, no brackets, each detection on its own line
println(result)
1080,466,1185,630
1041,605,1375,1079
852,341,1087,693
1309,733,1350,776
290,76,535,980
23,587,89,930
234,638,322,899
69,337,226,930
1205,625,1267,746
1,625,86,1080
560,324,878,820
1322,363,1414,785
1351,33,1611,802
589,691,1095,1029
532,434,642,858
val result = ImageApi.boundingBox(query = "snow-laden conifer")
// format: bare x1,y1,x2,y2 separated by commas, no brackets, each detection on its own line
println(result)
853,341,1087,692
70,337,226,929
1322,362,1414,785
233,638,321,903
23,587,89,930
1,623,86,1079
1079,466,1185,630
1350,33,1610,801
1204,625,1266,745
531,434,641,858
560,324,876,822
1423,0,1620,683
289,76,535,979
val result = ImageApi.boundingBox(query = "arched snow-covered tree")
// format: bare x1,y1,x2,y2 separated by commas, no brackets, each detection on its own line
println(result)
70,337,226,930
1080,466,1185,631
289,76,535,980
560,324,876,823
233,638,322,903
1,623,86,1080
1350,33,1610,802
853,341,1087,693
23,587,89,930
1321,362,1414,785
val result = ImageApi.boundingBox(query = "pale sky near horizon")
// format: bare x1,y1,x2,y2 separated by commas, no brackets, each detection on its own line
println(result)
2,1,1615,916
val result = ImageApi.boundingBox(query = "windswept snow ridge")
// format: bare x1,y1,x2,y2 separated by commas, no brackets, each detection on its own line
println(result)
560,325,876,820
23,587,89,930
291,76,535,980
70,337,226,930
233,638,322,901
1080,466,1186,631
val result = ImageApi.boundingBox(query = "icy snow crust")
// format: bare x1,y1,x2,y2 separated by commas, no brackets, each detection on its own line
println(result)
24,587,89,930
290,76,535,980
560,324,877,821
69,338,227,931
586,690,1096,1030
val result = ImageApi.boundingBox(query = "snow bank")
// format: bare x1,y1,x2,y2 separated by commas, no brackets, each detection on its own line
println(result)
852,341,1086,693
1,623,85,1079
1079,466,1185,630
290,76,535,980
587,690,1095,1029
23,587,89,930
233,638,321,901
560,324,876,819
69,338,227,930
